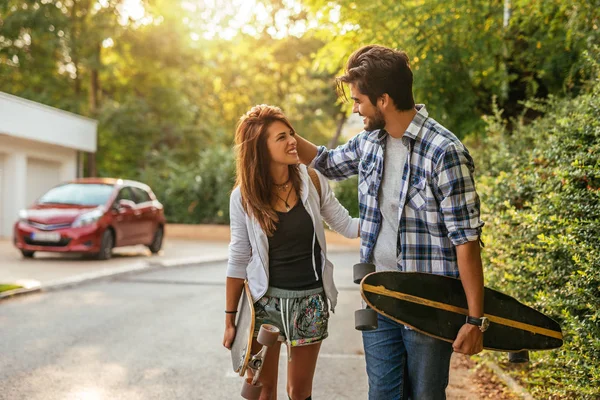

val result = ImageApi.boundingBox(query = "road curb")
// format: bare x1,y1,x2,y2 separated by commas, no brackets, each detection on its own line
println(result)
483,360,535,400
0,255,228,301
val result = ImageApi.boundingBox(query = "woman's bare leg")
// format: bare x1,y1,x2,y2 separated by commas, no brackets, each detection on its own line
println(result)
286,342,322,400
247,339,282,400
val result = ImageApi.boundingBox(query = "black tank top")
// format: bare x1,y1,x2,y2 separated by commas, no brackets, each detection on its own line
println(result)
267,201,323,289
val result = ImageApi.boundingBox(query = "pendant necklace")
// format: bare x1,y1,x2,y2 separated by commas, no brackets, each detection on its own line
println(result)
275,188,294,211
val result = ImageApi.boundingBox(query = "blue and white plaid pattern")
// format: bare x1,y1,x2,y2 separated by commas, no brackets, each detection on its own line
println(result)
312,105,484,277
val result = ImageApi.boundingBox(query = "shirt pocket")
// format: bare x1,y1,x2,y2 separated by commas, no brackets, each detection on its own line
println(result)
406,175,427,211
358,160,377,196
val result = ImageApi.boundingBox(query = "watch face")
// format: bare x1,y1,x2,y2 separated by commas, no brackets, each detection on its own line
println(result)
480,317,490,332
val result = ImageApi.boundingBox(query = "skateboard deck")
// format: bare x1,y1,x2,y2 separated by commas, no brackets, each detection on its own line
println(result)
231,281,255,375
360,271,563,352
230,282,281,399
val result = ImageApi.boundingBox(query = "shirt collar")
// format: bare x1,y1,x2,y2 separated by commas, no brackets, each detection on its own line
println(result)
403,104,428,142
375,104,428,144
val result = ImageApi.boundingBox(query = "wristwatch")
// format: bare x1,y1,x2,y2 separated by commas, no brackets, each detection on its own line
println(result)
466,316,490,332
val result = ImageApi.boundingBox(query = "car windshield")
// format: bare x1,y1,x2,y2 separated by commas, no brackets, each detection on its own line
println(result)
37,183,114,206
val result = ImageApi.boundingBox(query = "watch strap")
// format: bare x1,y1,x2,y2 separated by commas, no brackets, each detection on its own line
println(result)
466,316,483,326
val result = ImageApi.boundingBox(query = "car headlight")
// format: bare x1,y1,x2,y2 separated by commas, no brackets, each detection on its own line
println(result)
72,208,104,228
18,210,28,223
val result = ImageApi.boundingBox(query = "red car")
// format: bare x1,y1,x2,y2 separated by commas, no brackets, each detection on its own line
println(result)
13,178,165,260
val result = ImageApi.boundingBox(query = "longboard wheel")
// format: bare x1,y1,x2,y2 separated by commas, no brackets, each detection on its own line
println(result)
353,263,376,284
508,351,529,363
355,308,378,331
241,377,262,399
257,324,280,347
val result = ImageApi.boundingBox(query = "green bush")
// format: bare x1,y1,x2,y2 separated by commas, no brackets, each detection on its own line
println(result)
138,145,235,224
471,79,600,398
138,146,361,226
332,175,360,218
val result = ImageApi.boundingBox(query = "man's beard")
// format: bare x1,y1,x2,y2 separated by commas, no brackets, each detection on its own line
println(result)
364,108,386,131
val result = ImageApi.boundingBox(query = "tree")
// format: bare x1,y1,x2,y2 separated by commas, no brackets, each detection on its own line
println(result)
303,0,600,136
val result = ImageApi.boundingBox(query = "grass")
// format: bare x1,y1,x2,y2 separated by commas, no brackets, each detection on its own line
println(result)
0,284,22,293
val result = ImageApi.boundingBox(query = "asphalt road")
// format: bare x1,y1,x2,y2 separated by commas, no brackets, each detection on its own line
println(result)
0,252,368,400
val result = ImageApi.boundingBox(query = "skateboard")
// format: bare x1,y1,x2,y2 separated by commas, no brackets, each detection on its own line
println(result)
230,281,280,399
352,264,563,361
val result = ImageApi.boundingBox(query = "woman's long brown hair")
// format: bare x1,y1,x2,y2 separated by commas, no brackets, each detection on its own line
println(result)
234,104,301,236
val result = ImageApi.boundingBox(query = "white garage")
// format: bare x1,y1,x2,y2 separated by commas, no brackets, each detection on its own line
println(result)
0,92,97,238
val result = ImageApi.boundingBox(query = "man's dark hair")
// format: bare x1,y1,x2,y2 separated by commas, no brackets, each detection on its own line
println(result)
336,45,415,111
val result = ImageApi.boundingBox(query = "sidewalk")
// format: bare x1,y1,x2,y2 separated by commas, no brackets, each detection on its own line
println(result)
0,237,228,284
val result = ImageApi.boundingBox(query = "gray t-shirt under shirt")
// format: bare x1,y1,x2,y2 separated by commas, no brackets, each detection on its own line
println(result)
372,134,409,271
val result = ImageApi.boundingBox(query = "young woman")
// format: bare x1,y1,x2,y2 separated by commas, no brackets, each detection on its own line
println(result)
223,105,359,400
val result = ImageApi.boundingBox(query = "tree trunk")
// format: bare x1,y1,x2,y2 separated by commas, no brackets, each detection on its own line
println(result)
87,43,101,177
328,112,348,149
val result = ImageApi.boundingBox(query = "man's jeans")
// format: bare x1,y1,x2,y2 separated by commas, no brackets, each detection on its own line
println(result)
362,314,453,400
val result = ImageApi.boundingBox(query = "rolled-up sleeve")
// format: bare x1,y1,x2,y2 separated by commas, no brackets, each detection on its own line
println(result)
433,145,484,246
310,132,363,181
226,189,251,279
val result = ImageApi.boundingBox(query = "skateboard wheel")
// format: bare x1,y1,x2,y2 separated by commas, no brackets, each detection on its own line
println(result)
353,263,376,284
257,324,280,347
241,377,262,399
508,351,530,364
355,308,378,331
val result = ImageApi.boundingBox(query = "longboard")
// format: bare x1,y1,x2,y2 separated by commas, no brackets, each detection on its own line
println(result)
231,281,255,375
230,281,280,399
360,271,563,352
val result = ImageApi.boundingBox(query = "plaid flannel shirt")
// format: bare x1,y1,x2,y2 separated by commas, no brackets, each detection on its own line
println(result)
311,105,484,277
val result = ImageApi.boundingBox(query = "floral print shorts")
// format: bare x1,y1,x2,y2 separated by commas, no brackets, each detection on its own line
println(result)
254,286,329,347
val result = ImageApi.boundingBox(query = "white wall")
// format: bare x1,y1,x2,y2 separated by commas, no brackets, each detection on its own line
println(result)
1,151,26,239
0,135,77,237
0,91,97,152
0,153,4,238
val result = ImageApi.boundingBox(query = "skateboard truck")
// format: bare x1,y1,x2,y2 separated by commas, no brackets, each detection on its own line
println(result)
508,350,530,364
353,263,378,331
240,324,280,399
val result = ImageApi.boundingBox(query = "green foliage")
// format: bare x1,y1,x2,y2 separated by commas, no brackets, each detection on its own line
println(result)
0,0,131,113
304,0,600,137
0,284,22,293
138,145,235,224
1,0,343,184
472,72,600,398
332,176,359,218
2,4,600,396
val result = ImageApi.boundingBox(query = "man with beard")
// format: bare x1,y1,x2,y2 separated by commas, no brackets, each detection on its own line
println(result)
294,45,486,400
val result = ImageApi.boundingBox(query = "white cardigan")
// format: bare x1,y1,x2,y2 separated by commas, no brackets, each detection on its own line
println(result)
227,164,359,311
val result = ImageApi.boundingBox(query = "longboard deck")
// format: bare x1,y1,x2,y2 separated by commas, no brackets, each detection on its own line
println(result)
231,281,255,375
360,271,562,352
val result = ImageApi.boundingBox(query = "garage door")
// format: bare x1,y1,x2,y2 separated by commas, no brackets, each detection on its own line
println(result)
0,154,4,236
26,158,62,206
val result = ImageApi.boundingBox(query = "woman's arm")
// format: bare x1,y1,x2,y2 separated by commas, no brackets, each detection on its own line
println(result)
223,189,252,349
226,189,252,279
223,277,245,349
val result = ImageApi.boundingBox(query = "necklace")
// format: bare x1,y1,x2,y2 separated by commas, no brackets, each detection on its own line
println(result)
274,188,294,211
273,178,290,192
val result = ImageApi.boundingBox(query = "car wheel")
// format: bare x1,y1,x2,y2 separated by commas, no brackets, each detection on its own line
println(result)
21,250,35,258
95,229,114,260
148,226,164,254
